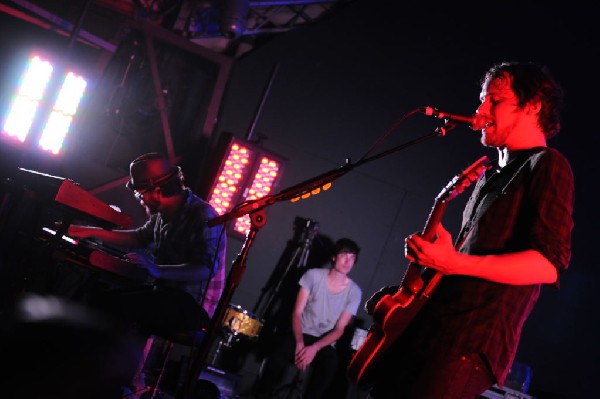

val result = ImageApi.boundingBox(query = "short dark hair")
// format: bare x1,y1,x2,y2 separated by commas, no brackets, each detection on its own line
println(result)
334,238,361,257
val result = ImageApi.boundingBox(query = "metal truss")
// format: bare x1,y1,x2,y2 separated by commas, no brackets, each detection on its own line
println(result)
244,0,352,36
176,0,354,39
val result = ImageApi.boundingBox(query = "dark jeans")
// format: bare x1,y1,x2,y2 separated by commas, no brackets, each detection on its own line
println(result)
88,284,209,340
368,352,495,399
254,332,339,399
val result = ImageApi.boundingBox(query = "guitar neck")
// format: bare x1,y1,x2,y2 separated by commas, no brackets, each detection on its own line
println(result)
399,198,448,287
421,199,448,241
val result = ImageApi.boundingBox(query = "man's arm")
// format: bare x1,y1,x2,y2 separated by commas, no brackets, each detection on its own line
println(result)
124,253,213,282
69,212,224,284
307,311,353,351
67,225,203,280
293,282,353,371
405,223,558,285
67,225,140,248
294,311,353,371
292,287,309,352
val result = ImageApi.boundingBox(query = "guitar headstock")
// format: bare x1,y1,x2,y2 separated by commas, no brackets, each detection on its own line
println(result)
436,156,492,202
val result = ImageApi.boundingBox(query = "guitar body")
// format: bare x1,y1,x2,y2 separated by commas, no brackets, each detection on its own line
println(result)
347,284,429,385
347,156,492,387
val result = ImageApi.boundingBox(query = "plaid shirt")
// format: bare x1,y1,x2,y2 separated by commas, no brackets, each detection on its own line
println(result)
403,147,574,386
135,189,226,318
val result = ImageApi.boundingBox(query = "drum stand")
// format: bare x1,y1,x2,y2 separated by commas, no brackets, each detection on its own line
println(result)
209,330,238,366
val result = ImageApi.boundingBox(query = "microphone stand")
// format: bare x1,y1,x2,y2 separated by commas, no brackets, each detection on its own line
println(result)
180,210,266,399
180,122,459,399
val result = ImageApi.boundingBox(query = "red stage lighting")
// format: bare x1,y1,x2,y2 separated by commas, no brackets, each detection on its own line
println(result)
207,137,284,238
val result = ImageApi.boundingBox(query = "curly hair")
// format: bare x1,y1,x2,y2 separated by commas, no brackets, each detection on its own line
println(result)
482,61,565,138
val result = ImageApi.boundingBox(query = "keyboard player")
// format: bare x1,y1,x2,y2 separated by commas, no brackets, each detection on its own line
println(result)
66,152,227,344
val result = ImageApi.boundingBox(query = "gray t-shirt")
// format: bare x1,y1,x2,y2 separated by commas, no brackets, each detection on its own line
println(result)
299,268,362,338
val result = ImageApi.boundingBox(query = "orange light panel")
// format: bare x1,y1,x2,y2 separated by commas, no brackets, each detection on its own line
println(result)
208,141,253,215
206,137,284,238
233,156,281,235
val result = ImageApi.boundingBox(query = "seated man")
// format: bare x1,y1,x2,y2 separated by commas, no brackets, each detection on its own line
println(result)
254,238,363,399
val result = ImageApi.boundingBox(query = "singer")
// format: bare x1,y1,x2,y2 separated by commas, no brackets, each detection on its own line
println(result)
362,61,574,399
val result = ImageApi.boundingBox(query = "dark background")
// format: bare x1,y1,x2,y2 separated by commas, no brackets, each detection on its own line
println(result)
1,1,598,398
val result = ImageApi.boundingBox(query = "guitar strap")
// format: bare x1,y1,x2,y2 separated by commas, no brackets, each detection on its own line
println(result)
455,148,547,251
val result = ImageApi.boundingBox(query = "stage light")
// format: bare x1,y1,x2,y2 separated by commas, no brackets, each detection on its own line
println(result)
2,55,53,142
2,53,87,155
232,155,281,235
207,137,284,238
39,72,87,154
289,181,332,203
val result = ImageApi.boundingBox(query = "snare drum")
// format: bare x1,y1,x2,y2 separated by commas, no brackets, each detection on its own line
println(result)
222,304,263,338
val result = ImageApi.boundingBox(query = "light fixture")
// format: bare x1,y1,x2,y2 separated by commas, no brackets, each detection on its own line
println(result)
206,136,284,238
2,53,87,155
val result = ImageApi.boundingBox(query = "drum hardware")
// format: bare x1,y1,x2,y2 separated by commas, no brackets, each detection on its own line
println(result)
210,304,264,367
210,330,239,366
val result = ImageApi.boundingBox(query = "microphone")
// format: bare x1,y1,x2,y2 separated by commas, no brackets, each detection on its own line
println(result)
421,106,487,130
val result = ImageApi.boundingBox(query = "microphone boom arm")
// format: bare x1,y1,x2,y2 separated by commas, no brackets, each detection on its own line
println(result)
208,109,471,228
186,115,468,398
207,158,355,227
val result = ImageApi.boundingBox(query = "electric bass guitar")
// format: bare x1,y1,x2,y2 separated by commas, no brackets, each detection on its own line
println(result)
347,155,492,386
